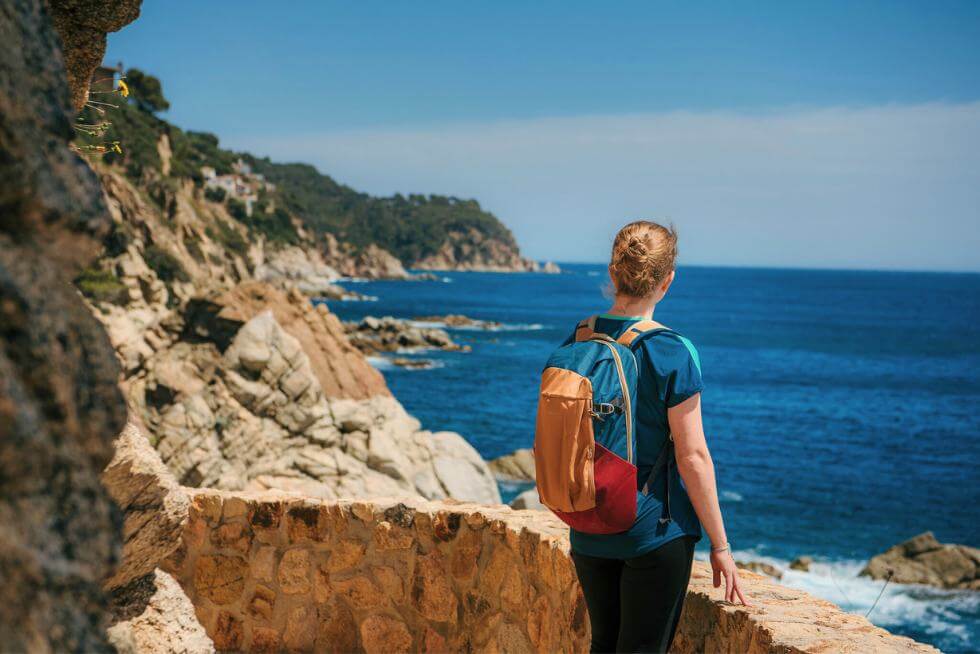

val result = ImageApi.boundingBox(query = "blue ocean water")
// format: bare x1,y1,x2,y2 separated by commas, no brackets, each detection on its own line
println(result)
325,264,980,652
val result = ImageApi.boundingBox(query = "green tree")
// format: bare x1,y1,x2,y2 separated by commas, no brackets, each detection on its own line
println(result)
125,68,170,114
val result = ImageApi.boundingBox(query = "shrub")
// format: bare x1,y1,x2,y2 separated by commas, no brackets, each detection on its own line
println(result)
226,197,248,221
204,186,226,203
207,221,249,258
143,245,189,283
75,267,128,304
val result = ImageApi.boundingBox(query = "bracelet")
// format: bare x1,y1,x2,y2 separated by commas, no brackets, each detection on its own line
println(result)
711,543,731,554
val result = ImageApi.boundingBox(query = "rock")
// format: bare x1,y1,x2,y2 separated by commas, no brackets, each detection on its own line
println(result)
107,570,214,654
208,281,391,400
254,245,343,295
344,315,469,355
47,0,142,111
321,233,411,280
489,448,536,481
541,261,562,274
391,357,437,369
860,532,980,590
412,227,539,272
414,313,504,330
789,556,813,572
359,614,413,654
510,488,546,511
429,431,502,505
0,0,137,649
736,560,784,580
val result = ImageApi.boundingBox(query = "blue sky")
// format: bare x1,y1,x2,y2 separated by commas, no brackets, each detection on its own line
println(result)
107,1,980,270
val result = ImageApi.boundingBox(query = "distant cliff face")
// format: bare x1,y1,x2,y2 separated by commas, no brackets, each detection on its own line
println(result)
413,227,539,272
80,80,536,273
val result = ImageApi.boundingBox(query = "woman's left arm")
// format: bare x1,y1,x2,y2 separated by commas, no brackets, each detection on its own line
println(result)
670,393,750,605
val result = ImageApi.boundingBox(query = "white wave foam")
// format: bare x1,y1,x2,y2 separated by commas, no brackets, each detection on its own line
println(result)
365,356,446,371
366,356,394,371
587,271,600,276
407,320,545,332
725,550,978,650
340,294,378,302
441,276,453,283
721,490,744,502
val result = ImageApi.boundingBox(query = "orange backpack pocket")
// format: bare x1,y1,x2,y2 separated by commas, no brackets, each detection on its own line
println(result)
534,367,596,512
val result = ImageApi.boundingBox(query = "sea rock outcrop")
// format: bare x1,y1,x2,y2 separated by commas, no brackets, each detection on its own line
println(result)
736,561,784,580
322,234,412,280
344,315,468,355
414,227,540,272
510,488,546,510
414,313,504,329
254,244,363,299
0,0,138,649
489,447,536,480
861,532,980,590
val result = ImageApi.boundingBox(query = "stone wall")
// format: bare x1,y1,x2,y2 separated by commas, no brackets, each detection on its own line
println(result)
166,490,936,653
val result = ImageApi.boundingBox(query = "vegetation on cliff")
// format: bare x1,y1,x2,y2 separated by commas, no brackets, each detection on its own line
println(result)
245,158,519,265
79,69,525,267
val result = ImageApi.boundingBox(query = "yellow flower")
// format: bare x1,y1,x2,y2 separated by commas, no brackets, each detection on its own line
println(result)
117,79,129,97
112,142,122,154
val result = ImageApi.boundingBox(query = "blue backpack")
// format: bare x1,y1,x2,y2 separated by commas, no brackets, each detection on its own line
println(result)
533,315,666,534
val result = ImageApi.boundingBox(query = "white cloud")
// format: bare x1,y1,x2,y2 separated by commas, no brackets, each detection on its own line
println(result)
231,103,980,271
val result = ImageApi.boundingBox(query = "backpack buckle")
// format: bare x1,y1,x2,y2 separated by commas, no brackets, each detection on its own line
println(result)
592,402,616,418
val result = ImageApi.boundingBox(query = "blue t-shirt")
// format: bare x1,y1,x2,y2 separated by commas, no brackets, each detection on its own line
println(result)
564,314,704,558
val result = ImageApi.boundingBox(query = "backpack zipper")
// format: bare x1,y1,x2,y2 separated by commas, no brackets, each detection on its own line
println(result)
590,337,633,465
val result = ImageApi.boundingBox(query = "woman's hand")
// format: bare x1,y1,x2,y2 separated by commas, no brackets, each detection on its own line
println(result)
710,548,750,606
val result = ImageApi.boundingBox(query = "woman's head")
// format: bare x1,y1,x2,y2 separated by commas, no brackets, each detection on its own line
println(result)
608,220,678,299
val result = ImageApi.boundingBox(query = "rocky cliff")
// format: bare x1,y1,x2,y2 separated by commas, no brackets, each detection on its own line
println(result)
413,227,540,272
82,162,502,505
0,0,139,649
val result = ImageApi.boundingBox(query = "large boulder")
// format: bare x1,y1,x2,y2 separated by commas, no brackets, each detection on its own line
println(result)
489,447,536,480
861,532,980,590
0,0,139,649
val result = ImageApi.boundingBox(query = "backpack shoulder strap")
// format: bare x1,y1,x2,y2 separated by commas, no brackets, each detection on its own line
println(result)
573,315,598,342
616,319,668,348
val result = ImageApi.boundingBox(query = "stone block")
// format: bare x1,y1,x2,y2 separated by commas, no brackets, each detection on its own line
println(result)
359,614,412,654
331,575,386,609
316,599,359,652
278,548,312,595
325,539,366,573
248,585,276,622
286,503,321,542
212,611,243,651
283,605,317,652
194,554,247,605
411,551,458,623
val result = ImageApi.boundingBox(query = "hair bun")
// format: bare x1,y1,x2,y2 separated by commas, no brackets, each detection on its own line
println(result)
609,221,677,298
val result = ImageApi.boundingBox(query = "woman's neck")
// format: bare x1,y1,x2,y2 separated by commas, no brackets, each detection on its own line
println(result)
607,295,656,319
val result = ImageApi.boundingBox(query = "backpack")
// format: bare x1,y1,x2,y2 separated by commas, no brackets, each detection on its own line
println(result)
533,315,664,534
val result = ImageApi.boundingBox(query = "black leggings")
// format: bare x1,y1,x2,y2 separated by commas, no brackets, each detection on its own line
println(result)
571,536,696,654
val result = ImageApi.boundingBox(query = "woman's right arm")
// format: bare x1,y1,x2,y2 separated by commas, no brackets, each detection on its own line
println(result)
669,393,750,605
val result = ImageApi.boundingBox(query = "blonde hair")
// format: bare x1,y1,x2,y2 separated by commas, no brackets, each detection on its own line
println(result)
609,220,678,297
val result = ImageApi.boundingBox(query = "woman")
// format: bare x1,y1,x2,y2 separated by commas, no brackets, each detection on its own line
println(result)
568,220,749,653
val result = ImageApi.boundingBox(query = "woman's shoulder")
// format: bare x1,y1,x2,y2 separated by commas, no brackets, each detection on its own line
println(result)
638,327,702,373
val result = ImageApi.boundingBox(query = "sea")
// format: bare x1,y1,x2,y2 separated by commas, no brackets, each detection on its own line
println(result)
323,263,980,653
